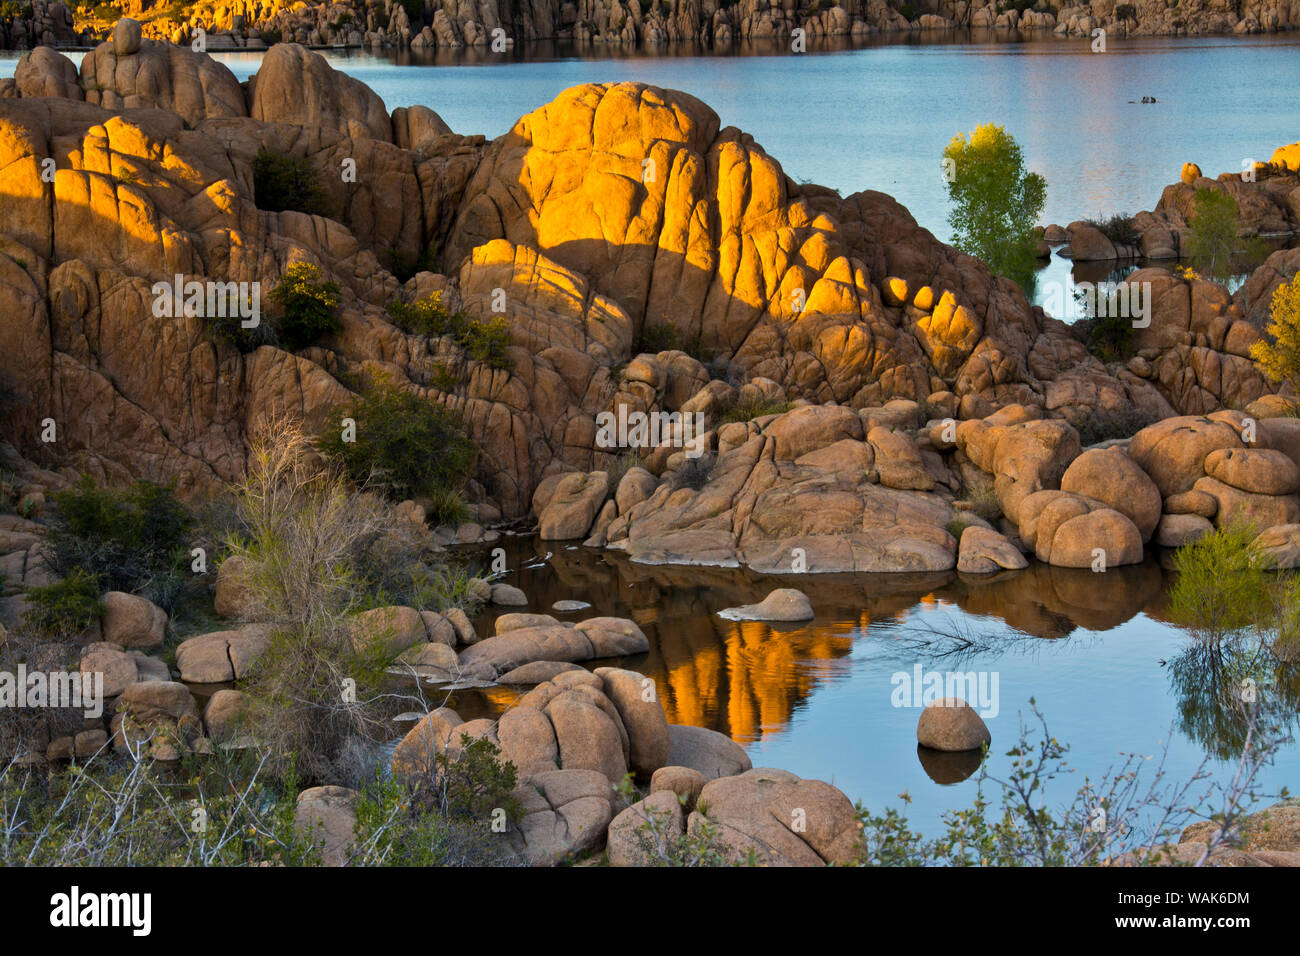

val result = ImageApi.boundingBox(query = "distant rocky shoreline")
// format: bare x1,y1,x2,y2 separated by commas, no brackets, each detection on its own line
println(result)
3,0,1298,52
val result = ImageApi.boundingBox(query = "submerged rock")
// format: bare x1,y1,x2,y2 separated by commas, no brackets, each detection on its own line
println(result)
717,588,814,622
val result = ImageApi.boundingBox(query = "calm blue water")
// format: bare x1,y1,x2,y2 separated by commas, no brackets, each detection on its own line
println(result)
470,542,1298,845
5,36,1300,240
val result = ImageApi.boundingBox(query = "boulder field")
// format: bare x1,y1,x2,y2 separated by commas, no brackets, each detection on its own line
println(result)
45,580,865,865
2,34,1296,557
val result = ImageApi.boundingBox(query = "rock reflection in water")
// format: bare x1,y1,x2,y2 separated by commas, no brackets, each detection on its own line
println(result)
450,538,1173,745
916,745,986,785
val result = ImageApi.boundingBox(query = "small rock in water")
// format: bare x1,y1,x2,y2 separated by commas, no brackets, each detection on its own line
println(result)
917,697,991,752
490,583,528,606
552,599,591,613
717,588,814,622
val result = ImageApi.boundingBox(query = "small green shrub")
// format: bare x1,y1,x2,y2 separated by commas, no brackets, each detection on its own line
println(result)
203,307,269,353
1187,188,1242,280
319,382,478,503
1168,523,1274,641
1077,308,1137,363
350,738,522,866
429,363,464,392
614,774,751,866
21,569,102,638
1116,4,1137,19
456,316,513,370
44,477,192,608
1085,212,1139,245
386,292,463,337
252,147,331,217
634,322,712,362
605,450,649,489
669,457,711,491
268,263,341,350
422,486,473,527
719,397,794,424
386,295,512,370
1073,406,1155,446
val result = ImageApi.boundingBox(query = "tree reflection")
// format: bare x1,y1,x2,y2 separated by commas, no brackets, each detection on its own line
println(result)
1165,637,1299,761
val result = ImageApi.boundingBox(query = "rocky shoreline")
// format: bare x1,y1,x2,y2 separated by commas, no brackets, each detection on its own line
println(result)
3,0,1299,52
2,24,1300,566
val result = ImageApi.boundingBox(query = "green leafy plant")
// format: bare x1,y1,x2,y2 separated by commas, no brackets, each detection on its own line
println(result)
429,362,464,392
319,381,478,503
1186,188,1241,280
252,147,332,217
350,738,522,866
21,568,102,638
718,396,794,423
456,316,513,370
421,485,473,527
1084,211,1139,245
268,263,341,350
1168,522,1274,642
1079,308,1137,363
633,322,713,363
386,292,463,337
44,477,191,609
942,124,1047,293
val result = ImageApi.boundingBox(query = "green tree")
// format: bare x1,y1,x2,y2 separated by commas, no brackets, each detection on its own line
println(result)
942,124,1046,292
1186,188,1240,280
1250,271,1300,402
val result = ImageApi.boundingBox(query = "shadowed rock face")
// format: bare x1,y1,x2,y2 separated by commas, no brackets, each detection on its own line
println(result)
0,42,1288,523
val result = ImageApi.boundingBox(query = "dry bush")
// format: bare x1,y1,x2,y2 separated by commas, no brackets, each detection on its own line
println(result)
225,418,428,785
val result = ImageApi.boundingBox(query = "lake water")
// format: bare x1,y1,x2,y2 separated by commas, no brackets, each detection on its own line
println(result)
4,35,1300,241
449,537,1298,841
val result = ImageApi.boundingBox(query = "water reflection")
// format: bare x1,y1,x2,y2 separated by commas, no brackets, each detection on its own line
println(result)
420,536,1299,818
916,745,985,785
458,538,1178,744
1166,638,1300,761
